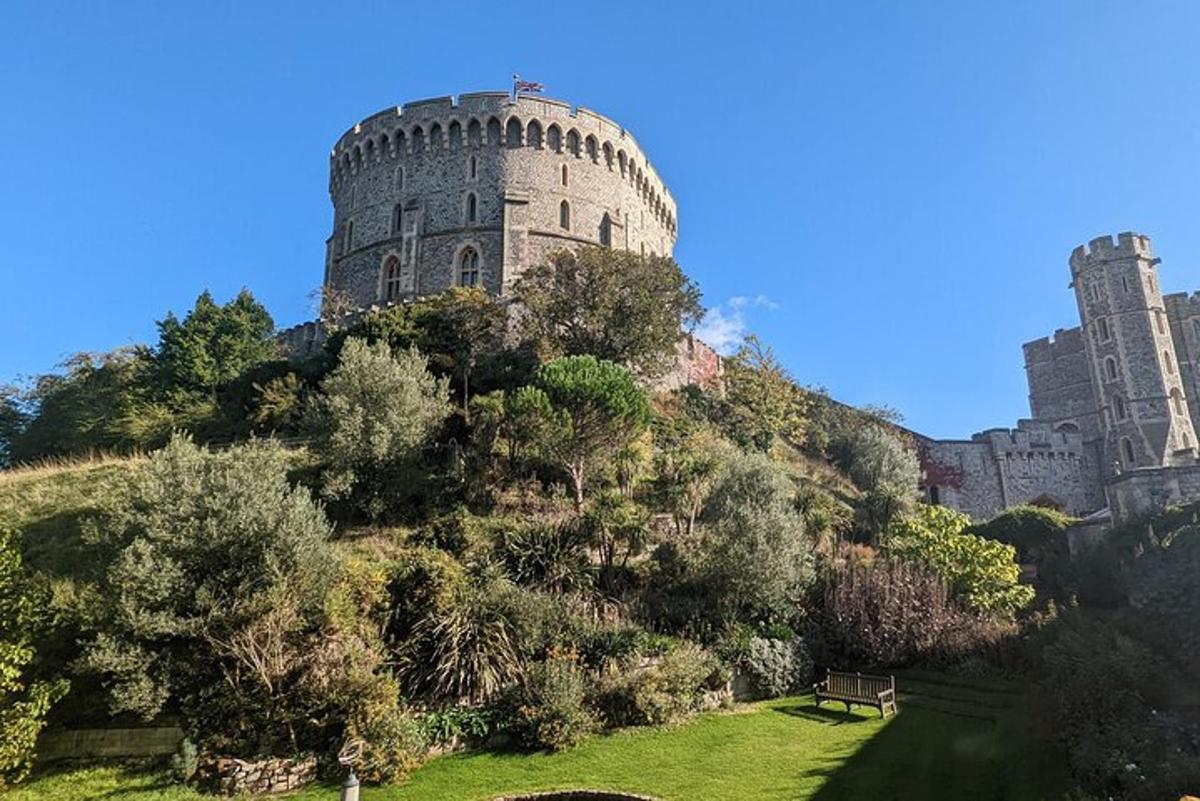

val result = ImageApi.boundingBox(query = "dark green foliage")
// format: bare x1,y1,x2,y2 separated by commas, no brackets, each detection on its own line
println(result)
512,247,704,377
154,289,277,397
968,505,1075,599
0,387,26,468
1029,609,1200,801
508,356,651,510
1123,522,1200,669
0,528,69,787
495,522,591,594
594,643,722,728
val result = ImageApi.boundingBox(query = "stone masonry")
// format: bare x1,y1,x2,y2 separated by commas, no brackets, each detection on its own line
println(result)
921,232,1200,523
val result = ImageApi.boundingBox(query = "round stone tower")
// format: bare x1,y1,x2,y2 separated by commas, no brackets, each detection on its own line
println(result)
323,92,678,308
1070,232,1197,472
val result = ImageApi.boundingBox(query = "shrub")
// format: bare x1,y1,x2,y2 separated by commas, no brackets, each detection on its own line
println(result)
829,424,920,537
169,738,199,783
597,643,720,728
886,504,1034,617
344,686,428,785
311,338,450,520
815,559,1013,668
700,452,815,625
511,655,597,751
78,435,338,755
495,521,592,594
417,707,499,748
0,529,68,787
741,637,814,699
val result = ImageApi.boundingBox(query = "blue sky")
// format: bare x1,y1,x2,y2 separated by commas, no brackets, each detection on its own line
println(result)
3,1,1200,438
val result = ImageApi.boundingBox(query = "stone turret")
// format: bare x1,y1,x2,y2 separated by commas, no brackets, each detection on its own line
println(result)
1069,232,1196,472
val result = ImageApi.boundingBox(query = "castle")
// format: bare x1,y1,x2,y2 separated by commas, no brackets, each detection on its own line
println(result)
920,232,1200,525
280,92,718,388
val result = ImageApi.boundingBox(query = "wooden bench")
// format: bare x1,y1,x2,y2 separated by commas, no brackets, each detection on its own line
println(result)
813,670,898,717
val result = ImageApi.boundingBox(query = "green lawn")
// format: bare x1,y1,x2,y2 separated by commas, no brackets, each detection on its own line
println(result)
11,674,1067,801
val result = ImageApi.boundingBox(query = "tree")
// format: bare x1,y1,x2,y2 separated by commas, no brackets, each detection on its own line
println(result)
830,424,920,539
582,491,649,589
0,528,68,787
718,336,813,451
415,288,509,418
513,247,703,377
79,435,341,755
507,356,651,511
311,338,450,519
700,452,815,624
653,416,733,539
0,388,26,468
885,503,1034,618
154,289,278,398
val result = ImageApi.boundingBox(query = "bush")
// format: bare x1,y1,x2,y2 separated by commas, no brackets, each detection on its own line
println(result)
829,424,920,538
311,338,450,520
700,452,815,626
815,559,1013,668
597,643,721,728
169,738,199,783
495,521,591,594
511,655,597,751
886,504,1034,618
741,637,814,698
345,686,428,785
0,529,68,787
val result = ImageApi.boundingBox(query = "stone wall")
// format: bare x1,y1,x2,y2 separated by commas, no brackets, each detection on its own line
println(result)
1023,327,1102,443
37,726,183,762
195,754,317,796
1105,462,1200,521
325,93,677,309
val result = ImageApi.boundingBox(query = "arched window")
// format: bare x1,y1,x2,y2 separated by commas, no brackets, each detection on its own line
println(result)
1172,389,1185,416
599,213,611,247
1054,422,1080,434
394,166,404,190
411,127,425,153
466,192,478,224
618,150,627,176
559,200,570,230
459,247,480,287
527,120,543,149
561,164,568,187
566,129,580,157
448,120,463,149
547,124,562,153
585,135,598,161
1113,394,1127,420
602,142,614,169
1121,438,1136,466
382,255,403,301
467,119,482,147
430,123,444,150
1105,357,1118,381
1097,318,1111,342
486,117,502,146
505,117,522,148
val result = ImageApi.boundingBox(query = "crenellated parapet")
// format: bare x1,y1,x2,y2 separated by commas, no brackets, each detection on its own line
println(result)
1069,231,1154,274
328,92,676,236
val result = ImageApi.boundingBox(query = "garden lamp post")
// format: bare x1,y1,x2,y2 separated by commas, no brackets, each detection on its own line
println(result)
338,740,364,801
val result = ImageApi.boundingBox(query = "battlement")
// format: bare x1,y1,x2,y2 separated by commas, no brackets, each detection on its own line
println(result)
328,92,675,228
972,418,1085,451
1164,290,1200,319
1069,231,1154,272
1022,326,1084,365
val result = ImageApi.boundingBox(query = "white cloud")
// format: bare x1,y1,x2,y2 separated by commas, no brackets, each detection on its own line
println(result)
695,295,778,356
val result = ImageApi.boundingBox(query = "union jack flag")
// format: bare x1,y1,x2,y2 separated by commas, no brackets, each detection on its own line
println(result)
513,76,545,94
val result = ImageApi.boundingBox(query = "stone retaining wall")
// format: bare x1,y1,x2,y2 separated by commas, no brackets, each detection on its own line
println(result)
195,754,317,796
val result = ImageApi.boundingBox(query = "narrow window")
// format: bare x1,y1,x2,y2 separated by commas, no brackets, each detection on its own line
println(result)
395,166,404,190
383,255,403,301
1098,318,1111,342
1105,357,1118,381
1157,312,1166,334
392,204,404,235
1193,319,1200,341
1122,438,1136,466
559,200,570,230
470,156,477,180
1165,352,1175,374
459,247,480,287
344,219,354,253
466,193,477,224
1122,276,1129,293
1172,390,1185,416
561,164,568,187
1114,395,1127,420
599,213,612,247
929,485,941,505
